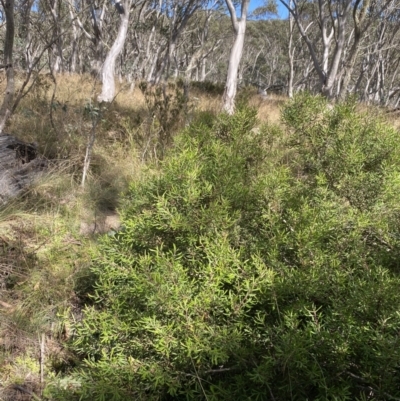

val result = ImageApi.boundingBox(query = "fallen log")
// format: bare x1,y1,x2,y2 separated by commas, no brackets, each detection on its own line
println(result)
0,135,47,204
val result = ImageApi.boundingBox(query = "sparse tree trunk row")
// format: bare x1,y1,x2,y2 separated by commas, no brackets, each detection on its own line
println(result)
0,0,399,136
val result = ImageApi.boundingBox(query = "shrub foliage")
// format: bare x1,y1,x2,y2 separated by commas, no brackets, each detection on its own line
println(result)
61,94,400,400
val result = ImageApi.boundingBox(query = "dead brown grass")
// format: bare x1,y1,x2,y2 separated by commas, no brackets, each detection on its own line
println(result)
248,93,288,124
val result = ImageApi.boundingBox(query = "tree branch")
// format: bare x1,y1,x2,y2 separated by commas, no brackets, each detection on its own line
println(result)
225,0,238,33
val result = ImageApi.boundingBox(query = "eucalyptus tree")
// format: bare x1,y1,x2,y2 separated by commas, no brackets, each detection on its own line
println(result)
16,0,35,70
132,0,165,83
287,0,295,96
279,0,350,98
67,0,111,75
194,10,232,83
243,19,287,89
279,0,398,99
47,0,65,72
357,5,400,106
182,4,223,84
98,0,134,102
152,0,206,83
223,0,251,114
0,0,73,132
338,0,398,99
0,0,15,133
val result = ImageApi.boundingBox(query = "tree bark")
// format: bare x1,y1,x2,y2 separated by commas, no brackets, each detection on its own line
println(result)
48,0,64,73
280,0,351,99
223,0,250,115
287,0,294,98
0,0,15,134
98,0,131,102
19,0,34,71
339,0,395,100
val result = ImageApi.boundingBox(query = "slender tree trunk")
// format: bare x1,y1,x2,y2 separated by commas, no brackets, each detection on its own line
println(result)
339,45,360,99
68,5,80,73
70,39,78,73
48,0,64,73
223,27,245,113
137,25,155,80
223,0,250,115
287,0,294,98
92,0,108,76
165,38,177,79
20,0,34,71
280,0,353,99
52,50,62,73
0,0,15,134
98,0,130,102
185,47,203,84
200,58,206,81
147,46,162,83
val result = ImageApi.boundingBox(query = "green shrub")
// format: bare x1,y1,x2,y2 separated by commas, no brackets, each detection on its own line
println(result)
282,94,400,211
54,99,400,400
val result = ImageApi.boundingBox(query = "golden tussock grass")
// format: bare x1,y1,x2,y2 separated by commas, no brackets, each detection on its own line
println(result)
249,93,288,124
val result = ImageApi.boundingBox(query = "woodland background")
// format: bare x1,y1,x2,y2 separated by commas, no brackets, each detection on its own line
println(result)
1,0,400,109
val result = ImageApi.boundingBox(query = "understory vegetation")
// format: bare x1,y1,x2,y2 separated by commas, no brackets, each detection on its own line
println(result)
1,77,400,400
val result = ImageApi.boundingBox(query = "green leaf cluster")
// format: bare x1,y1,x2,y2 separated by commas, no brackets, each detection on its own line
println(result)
57,96,400,400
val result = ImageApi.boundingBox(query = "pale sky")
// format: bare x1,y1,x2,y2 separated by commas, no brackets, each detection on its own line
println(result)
250,0,289,19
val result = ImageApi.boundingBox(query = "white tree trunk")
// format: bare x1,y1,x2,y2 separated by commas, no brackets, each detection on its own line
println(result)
223,0,250,115
20,0,34,71
98,1,130,103
0,0,15,134
280,0,350,99
200,58,206,81
287,0,294,98
49,0,64,73
147,47,162,83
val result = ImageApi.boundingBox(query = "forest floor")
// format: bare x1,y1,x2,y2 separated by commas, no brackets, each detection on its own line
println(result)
0,75,398,400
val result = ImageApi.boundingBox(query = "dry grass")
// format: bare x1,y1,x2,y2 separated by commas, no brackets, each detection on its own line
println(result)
249,93,287,124
0,74,146,400
384,108,400,130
